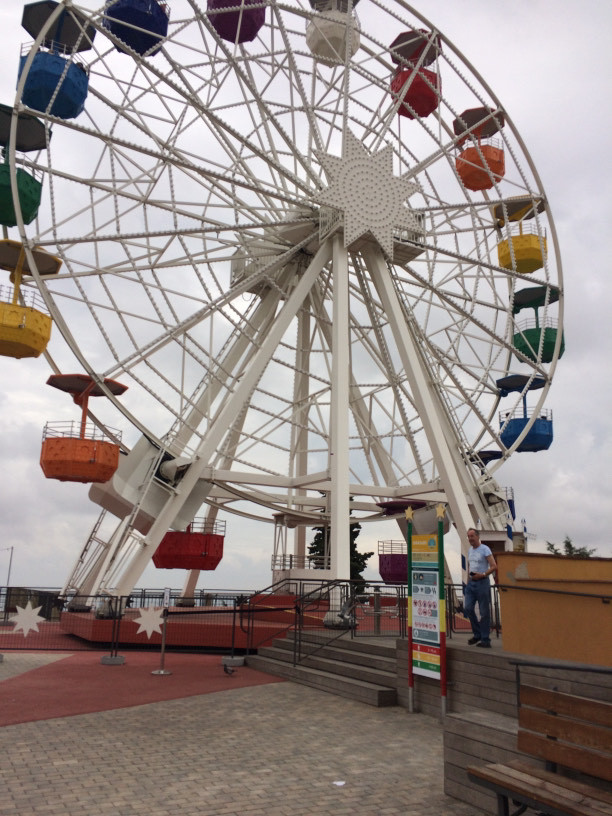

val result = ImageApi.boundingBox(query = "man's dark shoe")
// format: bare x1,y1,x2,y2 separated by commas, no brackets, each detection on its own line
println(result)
476,641,491,648
468,637,480,645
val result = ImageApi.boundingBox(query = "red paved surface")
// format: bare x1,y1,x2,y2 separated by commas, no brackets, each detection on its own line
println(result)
0,651,284,727
0,621,100,651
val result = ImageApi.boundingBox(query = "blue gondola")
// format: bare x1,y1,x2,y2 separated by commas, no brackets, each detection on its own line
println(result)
18,49,88,120
19,1,93,120
104,0,169,56
497,375,553,452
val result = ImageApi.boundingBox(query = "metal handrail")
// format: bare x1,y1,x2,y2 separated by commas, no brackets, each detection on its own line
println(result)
378,540,407,554
270,554,330,570
0,284,49,312
445,582,502,638
498,582,611,602
42,421,122,442
499,407,552,423
511,658,612,707
514,316,560,331
185,518,226,536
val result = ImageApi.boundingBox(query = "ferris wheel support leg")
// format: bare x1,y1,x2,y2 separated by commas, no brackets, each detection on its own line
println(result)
363,246,485,571
169,277,290,456
310,283,403,491
111,242,334,598
330,234,351,582
179,570,200,606
60,510,111,600
290,307,312,564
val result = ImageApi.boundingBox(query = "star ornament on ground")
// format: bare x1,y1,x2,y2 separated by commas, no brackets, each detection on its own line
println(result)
315,132,422,257
11,601,46,637
133,606,164,639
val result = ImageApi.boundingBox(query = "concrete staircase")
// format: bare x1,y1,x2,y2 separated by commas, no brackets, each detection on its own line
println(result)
246,632,398,706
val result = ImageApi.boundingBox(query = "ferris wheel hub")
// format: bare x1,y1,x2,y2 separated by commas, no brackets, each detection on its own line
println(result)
316,132,422,257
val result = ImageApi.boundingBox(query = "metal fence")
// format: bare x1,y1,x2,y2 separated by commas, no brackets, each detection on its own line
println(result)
0,586,257,654
0,581,501,655
445,582,502,638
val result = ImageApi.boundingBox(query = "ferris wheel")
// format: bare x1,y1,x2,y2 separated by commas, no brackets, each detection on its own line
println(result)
5,0,563,597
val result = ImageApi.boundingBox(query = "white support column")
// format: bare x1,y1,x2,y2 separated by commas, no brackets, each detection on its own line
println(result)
292,306,311,564
309,283,398,487
170,268,292,454
112,241,333,596
364,245,485,555
330,234,351,581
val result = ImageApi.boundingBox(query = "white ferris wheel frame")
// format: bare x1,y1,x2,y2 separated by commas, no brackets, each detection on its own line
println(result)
7,0,563,597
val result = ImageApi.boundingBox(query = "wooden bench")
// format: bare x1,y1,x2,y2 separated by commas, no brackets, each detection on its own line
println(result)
467,684,612,816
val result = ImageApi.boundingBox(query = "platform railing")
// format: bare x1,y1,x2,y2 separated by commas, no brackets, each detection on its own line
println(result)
184,518,226,536
0,586,260,654
445,582,502,638
41,420,122,441
270,554,330,570
0,283,49,312
0,580,510,655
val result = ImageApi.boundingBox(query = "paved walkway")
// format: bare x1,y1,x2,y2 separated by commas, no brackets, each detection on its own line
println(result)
0,652,479,816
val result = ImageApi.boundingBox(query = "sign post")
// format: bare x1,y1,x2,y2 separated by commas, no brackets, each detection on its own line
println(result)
405,508,414,712
437,505,447,716
406,505,447,719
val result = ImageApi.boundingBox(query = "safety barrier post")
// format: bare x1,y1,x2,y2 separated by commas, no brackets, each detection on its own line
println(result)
152,609,172,676
100,596,126,665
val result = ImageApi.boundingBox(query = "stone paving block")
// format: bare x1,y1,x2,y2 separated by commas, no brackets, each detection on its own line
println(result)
0,681,480,816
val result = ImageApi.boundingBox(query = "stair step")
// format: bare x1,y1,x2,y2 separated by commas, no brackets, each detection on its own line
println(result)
256,644,396,686
272,636,397,671
290,631,397,659
247,653,397,707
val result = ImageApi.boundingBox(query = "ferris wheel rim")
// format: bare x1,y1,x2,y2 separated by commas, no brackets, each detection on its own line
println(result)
8,0,563,523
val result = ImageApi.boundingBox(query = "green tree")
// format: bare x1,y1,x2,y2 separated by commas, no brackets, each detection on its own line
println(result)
546,535,596,558
308,522,374,589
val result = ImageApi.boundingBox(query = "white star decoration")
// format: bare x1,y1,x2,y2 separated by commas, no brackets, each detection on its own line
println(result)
11,602,45,637
315,132,422,257
133,606,164,639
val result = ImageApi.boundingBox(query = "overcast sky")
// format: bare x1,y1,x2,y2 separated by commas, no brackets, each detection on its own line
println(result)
0,1,610,592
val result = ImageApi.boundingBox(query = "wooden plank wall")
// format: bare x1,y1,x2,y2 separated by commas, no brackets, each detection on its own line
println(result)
444,710,531,813
430,644,612,812
395,639,612,717
395,639,519,717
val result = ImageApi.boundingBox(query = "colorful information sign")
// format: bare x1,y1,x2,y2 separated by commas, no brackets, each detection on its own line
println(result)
412,642,441,676
412,533,439,568
411,568,441,678
406,506,447,711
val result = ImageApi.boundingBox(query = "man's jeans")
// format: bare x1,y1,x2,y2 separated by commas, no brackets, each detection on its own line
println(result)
464,578,491,643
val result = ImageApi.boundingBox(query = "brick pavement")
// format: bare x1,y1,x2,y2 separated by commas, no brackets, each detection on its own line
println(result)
0,675,483,815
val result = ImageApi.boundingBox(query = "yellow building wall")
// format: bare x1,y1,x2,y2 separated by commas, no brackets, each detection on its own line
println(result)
496,551,612,667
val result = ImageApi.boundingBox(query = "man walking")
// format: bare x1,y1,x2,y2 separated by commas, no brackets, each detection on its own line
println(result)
464,528,497,648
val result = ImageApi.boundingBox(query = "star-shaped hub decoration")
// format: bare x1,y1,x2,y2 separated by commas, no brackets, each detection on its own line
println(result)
315,132,422,257
133,606,164,639
11,601,46,637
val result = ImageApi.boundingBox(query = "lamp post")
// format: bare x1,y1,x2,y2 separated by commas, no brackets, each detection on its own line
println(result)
1,546,13,621
2,546,13,587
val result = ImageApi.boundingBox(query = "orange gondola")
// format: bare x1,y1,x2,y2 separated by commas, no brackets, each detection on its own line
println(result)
454,107,505,191
40,373,127,483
